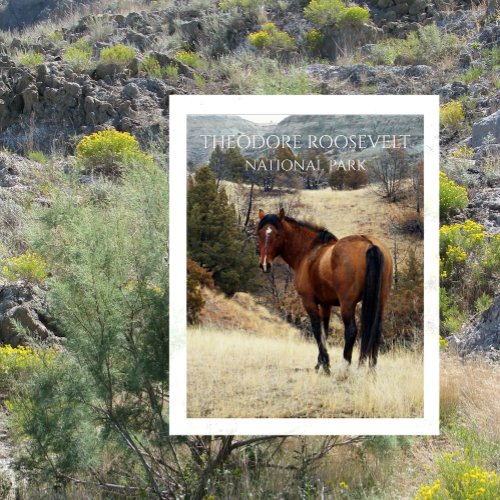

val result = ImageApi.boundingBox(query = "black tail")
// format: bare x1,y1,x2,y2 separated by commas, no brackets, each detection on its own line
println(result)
360,245,384,367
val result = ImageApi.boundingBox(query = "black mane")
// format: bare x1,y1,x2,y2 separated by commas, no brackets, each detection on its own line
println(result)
258,214,337,244
258,214,283,230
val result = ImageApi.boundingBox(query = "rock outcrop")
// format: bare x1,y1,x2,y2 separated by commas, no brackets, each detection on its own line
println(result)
457,296,500,361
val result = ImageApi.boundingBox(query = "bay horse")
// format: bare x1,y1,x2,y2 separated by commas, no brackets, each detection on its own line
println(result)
257,208,392,375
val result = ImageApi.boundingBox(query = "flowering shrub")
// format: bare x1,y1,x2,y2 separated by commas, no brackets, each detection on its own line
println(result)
1,251,48,284
439,172,468,220
99,44,135,66
305,0,369,27
439,336,448,351
305,29,324,54
0,345,54,394
76,129,152,176
248,23,296,55
440,220,500,331
440,100,465,130
174,50,203,68
450,144,473,159
414,451,500,499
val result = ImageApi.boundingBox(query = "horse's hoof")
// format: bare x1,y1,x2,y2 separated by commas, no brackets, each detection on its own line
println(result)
323,365,331,376
315,363,320,372
335,360,351,381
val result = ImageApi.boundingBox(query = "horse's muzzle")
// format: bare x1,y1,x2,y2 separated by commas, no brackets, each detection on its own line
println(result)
259,263,272,273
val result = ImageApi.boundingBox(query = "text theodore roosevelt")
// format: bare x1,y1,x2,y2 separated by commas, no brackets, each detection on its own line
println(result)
200,133,411,150
200,133,411,172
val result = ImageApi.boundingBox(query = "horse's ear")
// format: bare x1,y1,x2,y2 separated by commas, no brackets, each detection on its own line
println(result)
279,208,285,219
258,209,265,220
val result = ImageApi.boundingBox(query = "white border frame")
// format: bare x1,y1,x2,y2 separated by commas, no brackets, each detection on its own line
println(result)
170,95,440,436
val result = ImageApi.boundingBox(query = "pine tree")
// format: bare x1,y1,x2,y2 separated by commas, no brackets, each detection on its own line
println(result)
188,166,257,295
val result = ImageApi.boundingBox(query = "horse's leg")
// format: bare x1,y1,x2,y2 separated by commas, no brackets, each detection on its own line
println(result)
341,305,357,364
304,301,330,375
319,304,331,339
337,304,357,380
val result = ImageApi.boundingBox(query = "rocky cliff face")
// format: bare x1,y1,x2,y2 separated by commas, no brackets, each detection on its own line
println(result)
0,0,93,30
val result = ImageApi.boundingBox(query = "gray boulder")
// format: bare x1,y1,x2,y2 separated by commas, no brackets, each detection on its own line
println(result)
0,283,55,346
471,111,500,148
458,295,500,361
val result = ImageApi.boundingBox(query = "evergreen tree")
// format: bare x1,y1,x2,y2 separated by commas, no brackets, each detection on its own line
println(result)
188,166,257,295
208,145,246,185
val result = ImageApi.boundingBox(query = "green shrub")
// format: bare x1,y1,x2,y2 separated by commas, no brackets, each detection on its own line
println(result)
462,66,484,84
165,63,179,82
304,0,350,27
440,220,500,318
305,28,325,54
475,292,493,313
368,24,459,66
219,0,267,9
76,129,152,176
440,100,465,130
339,5,370,26
63,39,93,72
248,22,296,55
140,54,163,78
99,43,135,66
27,150,49,165
439,172,469,220
16,51,44,68
1,251,48,284
174,50,204,68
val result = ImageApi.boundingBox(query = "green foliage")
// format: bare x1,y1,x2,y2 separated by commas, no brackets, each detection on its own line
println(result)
440,220,500,324
368,24,459,66
219,0,267,9
174,50,204,68
248,22,296,56
140,54,163,78
462,66,484,84
475,292,493,314
16,51,44,68
440,100,465,130
188,166,257,295
340,6,370,26
1,251,48,284
439,172,469,220
63,39,93,72
99,43,135,66
8,354,101,482
76,129,152,176
304,0,350,27
305,28,324,54
12,160,169,490
27,150,49,164
208,145,247,184
165,63,179,81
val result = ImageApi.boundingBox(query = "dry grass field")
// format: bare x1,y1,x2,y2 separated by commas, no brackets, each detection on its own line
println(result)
187,327,423,418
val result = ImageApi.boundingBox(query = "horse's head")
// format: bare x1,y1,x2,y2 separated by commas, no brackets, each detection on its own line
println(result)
257,208,285,273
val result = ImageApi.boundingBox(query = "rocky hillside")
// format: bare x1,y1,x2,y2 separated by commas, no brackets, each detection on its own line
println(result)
0,0,496,357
